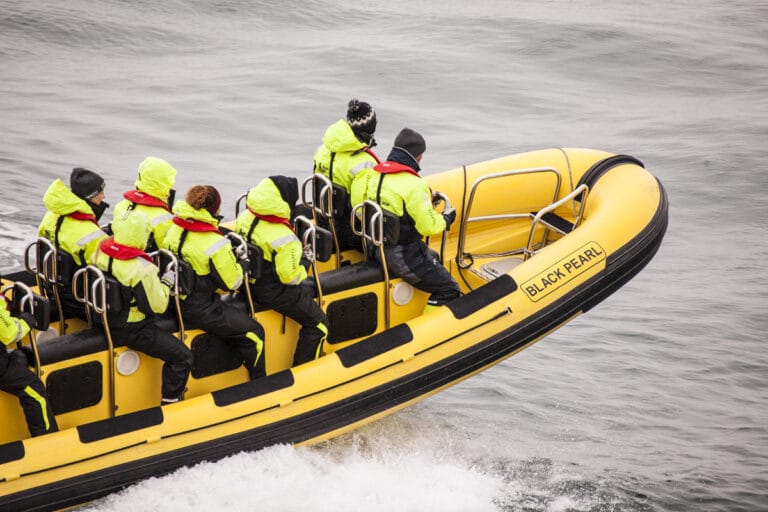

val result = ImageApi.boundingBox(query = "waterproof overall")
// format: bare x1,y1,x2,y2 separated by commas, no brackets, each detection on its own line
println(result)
0,298,58,436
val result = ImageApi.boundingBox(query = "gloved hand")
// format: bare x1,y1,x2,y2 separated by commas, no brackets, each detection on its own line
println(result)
442,208,456,231
19,311,37,330
161,269,176,289
233,243,249,262
302,242,314,262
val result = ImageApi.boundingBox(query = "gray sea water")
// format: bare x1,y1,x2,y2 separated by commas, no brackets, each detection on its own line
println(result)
1,1,767,510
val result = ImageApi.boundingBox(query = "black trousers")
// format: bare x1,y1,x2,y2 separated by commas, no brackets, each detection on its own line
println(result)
112,318,193,401
380,240,461,306
0,346,58,436
181,294,266,379
250,276,328,366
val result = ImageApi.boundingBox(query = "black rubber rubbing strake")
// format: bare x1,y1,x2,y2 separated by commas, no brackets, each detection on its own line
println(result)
78,407,164,444
447,274,517,320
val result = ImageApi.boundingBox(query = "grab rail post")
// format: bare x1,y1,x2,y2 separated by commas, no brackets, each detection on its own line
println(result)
25,238,67,334
153,249,187,342
3,282,44,377
457,167,562,268
73,266,117,417
301,174,342,268
223,233,256,318
352,200,391,329
294,215,324,308
524,184,589,260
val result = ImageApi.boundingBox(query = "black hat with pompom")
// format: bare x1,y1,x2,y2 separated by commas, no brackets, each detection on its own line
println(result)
346,98,377,144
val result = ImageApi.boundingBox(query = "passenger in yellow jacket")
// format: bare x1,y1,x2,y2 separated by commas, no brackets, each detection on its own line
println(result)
92,210,193,404
162,185,266,380
38,168,109,319
112,157,177,252
313,99,380,251
351,128,460,309
0,295,58,436
236,176,328,366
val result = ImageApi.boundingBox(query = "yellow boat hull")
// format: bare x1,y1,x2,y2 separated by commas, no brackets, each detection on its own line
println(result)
0,148,667,511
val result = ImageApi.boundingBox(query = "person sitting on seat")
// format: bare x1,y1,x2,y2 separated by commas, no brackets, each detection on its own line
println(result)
112,157,178,252
38,167,109,319
351,127,461,312
313,99,381,251
162,185,266,380
0,294,58,436
235,176,328,367
92,210,193,405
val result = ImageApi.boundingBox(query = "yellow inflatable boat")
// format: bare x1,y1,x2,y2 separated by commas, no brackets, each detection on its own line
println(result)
0,148,667,511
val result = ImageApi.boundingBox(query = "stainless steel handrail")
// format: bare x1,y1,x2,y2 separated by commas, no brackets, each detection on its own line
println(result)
524,184,589,260
457,167,562,269
6,282,44,377
294,215,324,308
351,200,391,329
301,174,342,268
24,238,68,334
73,266,117,417
153,249,187,342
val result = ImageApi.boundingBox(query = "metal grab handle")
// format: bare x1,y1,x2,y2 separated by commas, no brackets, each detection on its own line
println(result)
235,192,248,218
73,265,117,416
301,174,335,218
26,238,68,333
224,232,256,317
351,200,390,329
457,166,563,271
153,249,187,342
294,215,324,307
351,200,386,248
301,174,342,268
524,183,589,260
6,282,44,377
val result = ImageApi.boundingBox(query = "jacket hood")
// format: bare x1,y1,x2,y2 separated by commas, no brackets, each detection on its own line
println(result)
43,179,95,216
112,210,152,248
245,178,294,219
172,200,219,225
135,157,177,199
321,119,368,153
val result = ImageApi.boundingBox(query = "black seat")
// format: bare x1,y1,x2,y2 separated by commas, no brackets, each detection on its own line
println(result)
308,261,385,297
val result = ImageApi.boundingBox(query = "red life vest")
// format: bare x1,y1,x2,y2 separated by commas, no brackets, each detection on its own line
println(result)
67,211,99,224
246,206,294,231
172,216,221,234
123,190,171,212
99,237,154,263
373,160,420,177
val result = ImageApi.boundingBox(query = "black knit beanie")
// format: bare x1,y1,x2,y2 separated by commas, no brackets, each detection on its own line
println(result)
346,99,377,143
393,128,426,159
70,167,105,200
